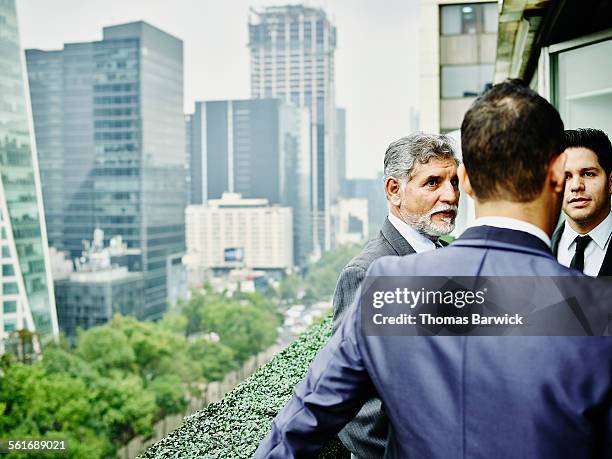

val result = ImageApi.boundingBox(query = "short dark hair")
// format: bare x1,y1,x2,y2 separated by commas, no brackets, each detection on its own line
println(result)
564,128,612,176
461,79,564,202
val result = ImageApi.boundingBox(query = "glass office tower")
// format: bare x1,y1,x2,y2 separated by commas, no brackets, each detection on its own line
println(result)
27,22,186,320
0,0,58,352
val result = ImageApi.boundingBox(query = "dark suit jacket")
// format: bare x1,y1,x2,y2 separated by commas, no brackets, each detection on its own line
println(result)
254,226,612,459
331,217,416,458
551,224,612,276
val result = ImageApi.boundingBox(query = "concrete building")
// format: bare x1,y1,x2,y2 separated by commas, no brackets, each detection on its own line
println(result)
249,5,337,253
420,0,499,133
333,198,369,246
426,0,612,236
0,0,58,353
188,98,312,266
53,230,144,340
26,21,186,320
184,193,293,284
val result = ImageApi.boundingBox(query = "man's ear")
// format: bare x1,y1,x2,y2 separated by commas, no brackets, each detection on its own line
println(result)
457,164,474,198
608,171,612,195
549,152,566,193
385,177,402,206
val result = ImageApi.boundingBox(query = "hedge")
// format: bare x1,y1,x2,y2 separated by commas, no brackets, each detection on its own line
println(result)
140,315,350,458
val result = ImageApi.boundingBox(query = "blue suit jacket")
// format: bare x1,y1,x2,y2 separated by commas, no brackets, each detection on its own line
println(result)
254,226,612,459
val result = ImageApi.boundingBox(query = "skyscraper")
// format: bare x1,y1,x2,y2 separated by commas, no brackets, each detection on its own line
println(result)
334,107,346,202
0,0,58,352
27,22,186,320
189,99,312,266
248,5,337,253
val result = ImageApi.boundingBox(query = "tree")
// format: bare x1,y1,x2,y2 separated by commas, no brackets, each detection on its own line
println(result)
303,243,361,301
93,373,157,444
109,314,196,383
0,359,114,459
278,274,301,303
187,340,237,382
200,301,278,362
147,374,188,419
75,325,136,374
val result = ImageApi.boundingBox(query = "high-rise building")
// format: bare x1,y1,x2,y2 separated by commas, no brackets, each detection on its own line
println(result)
185,114,193,206
248,5,337,253
0,0,58,352
420,0,498,133
184,193,293,284
334,108,346,202
189,98,312,266
26,21,186,320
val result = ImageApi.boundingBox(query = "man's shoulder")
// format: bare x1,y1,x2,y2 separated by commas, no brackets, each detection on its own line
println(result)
343,233,399,274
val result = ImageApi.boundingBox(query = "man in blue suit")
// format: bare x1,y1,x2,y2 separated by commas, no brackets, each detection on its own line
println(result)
254,80,612,458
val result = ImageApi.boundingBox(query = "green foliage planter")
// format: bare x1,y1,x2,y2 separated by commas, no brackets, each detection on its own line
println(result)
140,316,350,459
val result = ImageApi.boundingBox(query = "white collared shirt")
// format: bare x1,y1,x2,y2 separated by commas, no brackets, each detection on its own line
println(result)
468,216,552,247
557,211,612,277
387,212,439,253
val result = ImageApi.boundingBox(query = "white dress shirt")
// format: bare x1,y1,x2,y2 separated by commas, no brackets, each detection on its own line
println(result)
387,213,439,253
468,216,552,247
557,211,612,277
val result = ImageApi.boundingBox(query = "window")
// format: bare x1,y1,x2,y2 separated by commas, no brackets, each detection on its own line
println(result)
3,282,19,294
553,37,612,133
3,300,16,314
441,64,494,98
441,3,498,35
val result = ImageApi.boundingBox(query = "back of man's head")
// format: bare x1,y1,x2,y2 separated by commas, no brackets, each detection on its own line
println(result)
564,128,612,176
461,79,564,202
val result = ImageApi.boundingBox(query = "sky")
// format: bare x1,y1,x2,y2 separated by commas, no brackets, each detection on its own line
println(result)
17,0,420,179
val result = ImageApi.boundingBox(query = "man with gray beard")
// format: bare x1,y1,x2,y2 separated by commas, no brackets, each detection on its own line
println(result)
331,133,460,458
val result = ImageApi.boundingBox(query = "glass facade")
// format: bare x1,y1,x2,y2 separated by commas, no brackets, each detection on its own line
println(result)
27,22,185,320
441,64,494,98
55,272,144,341
0,0,58,347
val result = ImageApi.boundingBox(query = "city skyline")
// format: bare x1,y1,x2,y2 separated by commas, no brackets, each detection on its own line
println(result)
16,0,420,179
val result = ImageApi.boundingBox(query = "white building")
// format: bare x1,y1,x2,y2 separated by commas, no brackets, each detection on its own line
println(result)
334,198,369,246
185,193,293,285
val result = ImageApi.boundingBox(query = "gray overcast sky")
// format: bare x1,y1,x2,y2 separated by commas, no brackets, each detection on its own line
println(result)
17,0,420,178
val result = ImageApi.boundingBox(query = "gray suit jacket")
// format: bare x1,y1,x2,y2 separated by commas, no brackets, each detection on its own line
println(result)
331,217,416,458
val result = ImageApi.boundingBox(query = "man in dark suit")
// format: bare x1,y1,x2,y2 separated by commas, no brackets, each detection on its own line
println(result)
254,81,612,458
332,133,460,458
551,128,612,276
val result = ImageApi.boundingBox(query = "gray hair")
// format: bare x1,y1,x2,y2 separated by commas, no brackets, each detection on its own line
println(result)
383,132,459,184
